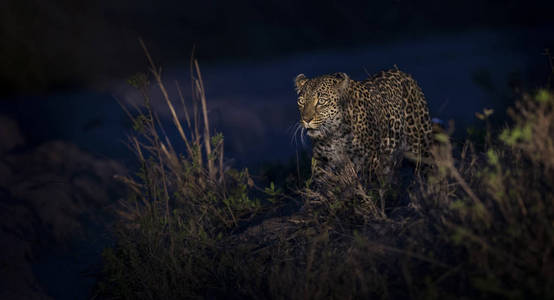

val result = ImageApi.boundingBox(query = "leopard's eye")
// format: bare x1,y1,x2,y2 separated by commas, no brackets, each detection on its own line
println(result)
318,96,328,105
297,96,305,106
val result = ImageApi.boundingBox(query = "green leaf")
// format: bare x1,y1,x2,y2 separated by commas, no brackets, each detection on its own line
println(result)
521,124,532,141
535,89,551,103
127,72,149,89
449,200,466,211
434,133,449,143
210,133,224,147
486,149,499,165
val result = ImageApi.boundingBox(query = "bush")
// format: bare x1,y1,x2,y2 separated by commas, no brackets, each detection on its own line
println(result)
411,87,554,299
95,41,270,299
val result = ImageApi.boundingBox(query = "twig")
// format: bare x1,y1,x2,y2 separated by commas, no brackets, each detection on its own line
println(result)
139,38,194,163
193,59,215,181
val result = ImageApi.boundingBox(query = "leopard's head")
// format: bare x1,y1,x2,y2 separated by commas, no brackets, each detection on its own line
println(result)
294,72,350,139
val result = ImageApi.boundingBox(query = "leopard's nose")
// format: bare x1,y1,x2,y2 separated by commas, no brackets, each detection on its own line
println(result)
302,116,313,123
301,118,313,128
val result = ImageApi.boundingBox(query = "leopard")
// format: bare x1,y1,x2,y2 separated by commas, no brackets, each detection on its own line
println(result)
294,68,432,188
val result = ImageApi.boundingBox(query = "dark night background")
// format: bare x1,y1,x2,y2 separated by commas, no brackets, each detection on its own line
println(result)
1,0,553,299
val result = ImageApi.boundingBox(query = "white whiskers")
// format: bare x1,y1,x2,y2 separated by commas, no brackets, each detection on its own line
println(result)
289,122,308,148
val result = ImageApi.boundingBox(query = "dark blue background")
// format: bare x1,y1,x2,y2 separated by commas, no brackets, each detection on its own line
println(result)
1,1,553,299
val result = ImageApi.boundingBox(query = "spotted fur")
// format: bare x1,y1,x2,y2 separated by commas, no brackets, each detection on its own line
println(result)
294,69,432,186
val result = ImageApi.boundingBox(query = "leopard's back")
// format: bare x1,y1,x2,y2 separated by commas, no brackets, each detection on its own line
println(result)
339,69,431,178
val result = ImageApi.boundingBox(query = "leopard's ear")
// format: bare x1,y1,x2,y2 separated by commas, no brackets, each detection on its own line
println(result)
335,72,350,92
294,74,307,93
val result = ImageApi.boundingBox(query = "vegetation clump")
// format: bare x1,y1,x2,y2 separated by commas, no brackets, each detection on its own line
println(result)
95,47,554,299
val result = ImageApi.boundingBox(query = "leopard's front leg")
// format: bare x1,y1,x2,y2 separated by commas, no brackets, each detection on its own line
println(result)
309,156,329,189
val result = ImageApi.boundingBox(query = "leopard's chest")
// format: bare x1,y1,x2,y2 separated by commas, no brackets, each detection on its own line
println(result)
312,118,365,171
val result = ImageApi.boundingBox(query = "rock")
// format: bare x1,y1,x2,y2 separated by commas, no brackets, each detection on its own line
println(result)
0,118,127,299
0,115,25,154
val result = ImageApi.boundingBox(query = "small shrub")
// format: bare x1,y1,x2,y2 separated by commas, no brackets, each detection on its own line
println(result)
410,88,554,299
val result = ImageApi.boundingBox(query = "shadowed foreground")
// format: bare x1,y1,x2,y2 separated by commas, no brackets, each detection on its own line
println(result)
95,53,553,299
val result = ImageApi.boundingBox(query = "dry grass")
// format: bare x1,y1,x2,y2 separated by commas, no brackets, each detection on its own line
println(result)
95,47,554,299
